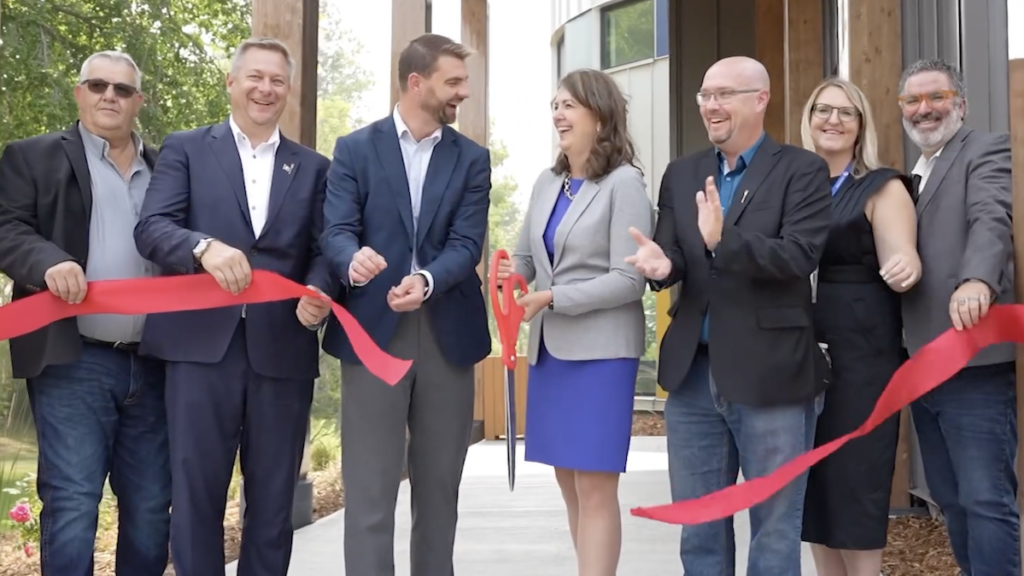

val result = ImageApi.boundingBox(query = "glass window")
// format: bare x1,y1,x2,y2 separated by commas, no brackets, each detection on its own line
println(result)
655,0,669,58
601,0,656,69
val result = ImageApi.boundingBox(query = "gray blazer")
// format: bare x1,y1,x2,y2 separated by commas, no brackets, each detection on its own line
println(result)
902,126,1015,366
513,163,655,364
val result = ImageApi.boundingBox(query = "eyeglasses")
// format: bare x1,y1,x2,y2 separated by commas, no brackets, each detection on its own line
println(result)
695,89,760,105
80,79,139,99
898,89,957,109
811,103,860,123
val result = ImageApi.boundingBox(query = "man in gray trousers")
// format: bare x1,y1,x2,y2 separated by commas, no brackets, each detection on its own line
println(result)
898,58,1019,576
320,33,492,575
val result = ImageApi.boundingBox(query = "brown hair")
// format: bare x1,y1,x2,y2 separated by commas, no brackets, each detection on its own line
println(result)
397,34,474,91
552,69,640,181
231,37,295,81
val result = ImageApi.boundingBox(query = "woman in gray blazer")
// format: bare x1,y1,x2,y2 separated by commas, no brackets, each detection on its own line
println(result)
496,68,654,575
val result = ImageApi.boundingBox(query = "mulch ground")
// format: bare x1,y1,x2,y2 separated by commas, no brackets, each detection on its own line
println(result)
1,412,961,575
632,411,959,575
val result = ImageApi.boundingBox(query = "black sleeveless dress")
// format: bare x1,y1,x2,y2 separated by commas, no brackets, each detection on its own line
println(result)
801,167,911,550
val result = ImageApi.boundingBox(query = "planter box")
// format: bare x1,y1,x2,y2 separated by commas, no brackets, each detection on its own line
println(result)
476,355,529,441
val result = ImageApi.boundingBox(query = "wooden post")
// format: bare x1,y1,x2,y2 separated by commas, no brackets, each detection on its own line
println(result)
391,0,428,109
845,0,912,511
252,0,319,147
753,0,823,144
459,0,490,440
1008,55,1024,571
248,0,320,530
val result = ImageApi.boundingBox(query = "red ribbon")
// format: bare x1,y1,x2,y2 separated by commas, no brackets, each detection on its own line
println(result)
0,270,411,386
630,304,1021,524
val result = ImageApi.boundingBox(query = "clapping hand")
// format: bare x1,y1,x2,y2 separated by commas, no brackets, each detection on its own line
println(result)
695,176,723,251
624,227,672,281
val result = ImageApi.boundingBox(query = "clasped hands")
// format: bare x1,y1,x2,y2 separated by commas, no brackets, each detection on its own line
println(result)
350,246,426,313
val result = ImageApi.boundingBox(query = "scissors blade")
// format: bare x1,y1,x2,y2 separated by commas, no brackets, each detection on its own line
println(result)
504,365,517,491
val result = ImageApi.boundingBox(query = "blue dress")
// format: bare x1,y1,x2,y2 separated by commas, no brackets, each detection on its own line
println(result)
523,177,641,473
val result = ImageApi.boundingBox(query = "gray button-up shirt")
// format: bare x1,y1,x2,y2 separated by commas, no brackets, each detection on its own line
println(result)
76,124,156,343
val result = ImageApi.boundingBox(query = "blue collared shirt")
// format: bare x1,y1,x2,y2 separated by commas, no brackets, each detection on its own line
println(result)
700,131,765,343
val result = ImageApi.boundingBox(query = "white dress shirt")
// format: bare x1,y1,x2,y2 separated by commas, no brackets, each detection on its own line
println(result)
911,145,945,195
230,115,281,237
349,105,440,298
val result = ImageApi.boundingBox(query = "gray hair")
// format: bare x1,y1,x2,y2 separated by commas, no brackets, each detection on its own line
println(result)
230,37,295,82
898,59,968,113
78,50,143,90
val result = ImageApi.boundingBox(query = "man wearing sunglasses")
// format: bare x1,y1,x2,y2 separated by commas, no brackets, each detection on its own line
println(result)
0,51,170,576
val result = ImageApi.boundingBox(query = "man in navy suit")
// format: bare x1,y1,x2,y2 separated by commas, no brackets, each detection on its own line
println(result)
321,33,491,575
133,37,333,576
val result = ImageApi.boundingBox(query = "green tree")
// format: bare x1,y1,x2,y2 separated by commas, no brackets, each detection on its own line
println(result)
0,0,252,148
314,2,374,157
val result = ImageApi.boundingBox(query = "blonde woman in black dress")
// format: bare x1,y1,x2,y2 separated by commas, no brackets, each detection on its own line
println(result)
799,77,921,576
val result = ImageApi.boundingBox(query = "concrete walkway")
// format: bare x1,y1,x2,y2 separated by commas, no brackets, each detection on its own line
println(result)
226,436,816,575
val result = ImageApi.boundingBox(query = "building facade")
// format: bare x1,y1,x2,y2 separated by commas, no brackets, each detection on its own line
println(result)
550,0,1016,513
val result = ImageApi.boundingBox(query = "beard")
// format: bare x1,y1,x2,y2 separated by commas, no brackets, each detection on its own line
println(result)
420,91,458,126
904,107,963,151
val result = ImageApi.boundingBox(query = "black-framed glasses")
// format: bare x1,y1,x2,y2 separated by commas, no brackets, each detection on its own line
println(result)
695,89,760,105
811,103,860,123
80,78,139,99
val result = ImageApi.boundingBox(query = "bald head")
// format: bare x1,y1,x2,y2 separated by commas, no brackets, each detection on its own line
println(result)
705,56,771,92
698,56,771,156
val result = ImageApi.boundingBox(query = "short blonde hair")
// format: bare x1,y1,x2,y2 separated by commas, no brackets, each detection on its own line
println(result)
799,77,882,178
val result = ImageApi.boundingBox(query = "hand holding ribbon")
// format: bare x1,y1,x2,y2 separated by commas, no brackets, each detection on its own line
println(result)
0,270,411,386
630,303,1023,524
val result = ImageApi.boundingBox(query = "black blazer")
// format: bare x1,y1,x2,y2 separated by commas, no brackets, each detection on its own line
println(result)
0,123,159,379
653,135,832,406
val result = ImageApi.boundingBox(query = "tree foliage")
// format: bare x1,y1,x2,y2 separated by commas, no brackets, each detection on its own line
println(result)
0,0,253,149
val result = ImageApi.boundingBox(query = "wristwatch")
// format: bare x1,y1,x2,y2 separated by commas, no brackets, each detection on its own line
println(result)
193,238,215,265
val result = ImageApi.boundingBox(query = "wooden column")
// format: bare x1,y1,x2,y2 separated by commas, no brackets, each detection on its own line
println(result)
848,0,904,170
460,0,488,280
391,0,428,109
753,0,823,144
252,0,319,147
460,0,489,435
845,0,911,511
1009,56,1024,570
248,0,320,530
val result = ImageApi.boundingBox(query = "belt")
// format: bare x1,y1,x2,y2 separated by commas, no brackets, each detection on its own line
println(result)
81,336,139,353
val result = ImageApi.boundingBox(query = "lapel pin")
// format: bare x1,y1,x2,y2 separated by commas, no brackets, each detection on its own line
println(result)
740,189,749,203
283,163,294,174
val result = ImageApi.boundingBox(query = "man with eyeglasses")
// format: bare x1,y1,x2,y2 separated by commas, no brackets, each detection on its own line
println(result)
898,58,1019,576
0,50,170,576
626,55,831,574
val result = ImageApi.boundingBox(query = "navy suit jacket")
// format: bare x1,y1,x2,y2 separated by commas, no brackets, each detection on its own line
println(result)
321,116,491,367
133,120,333,381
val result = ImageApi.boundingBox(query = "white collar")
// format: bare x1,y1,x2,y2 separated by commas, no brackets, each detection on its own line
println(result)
392,104,442,143
911,145,944,176
229,115,281,149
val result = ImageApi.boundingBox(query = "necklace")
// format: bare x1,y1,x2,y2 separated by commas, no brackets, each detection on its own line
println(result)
562,175,578,201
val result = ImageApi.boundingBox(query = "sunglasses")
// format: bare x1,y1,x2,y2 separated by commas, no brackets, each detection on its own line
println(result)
80,79,139,99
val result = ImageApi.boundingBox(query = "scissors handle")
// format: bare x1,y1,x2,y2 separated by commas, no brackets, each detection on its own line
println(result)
488,249,528,370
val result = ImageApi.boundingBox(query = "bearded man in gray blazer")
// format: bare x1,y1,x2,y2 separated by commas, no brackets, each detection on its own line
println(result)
898,59,1019,576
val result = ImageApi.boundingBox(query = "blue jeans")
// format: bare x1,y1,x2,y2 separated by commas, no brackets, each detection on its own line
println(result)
26,342,171,576
910,361,1020,576
665,348,822,576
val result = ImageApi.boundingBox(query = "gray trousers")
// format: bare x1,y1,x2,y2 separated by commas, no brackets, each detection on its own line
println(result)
341,308,475,576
